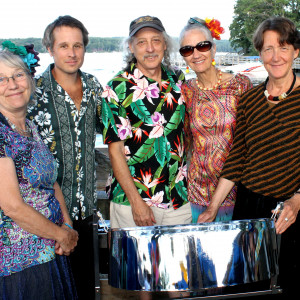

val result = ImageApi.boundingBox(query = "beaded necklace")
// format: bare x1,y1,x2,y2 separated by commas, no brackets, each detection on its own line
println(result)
264,71,296,102
196,69,222,91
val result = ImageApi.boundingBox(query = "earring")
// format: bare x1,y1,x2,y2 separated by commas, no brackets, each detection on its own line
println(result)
186,66,190,73
212,59,216,66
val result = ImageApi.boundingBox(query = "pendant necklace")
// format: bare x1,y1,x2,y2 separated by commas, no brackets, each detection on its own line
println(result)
264,71,296,102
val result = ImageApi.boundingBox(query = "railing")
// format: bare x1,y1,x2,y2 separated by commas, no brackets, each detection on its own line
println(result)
172,54,300,70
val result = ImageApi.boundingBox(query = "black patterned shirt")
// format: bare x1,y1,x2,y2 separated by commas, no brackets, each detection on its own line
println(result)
102,63,188,209
27,64,103,220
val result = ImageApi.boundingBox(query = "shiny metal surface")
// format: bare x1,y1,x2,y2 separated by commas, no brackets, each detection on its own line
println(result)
108,218,279,291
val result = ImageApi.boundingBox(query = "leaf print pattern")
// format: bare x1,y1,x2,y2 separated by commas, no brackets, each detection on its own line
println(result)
101,63,188,209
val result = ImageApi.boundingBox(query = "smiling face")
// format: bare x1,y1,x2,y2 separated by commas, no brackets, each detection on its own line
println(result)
129,27,166,76
0,62,31,115
260,30,299,80
180,28,216,74
48,26,85,77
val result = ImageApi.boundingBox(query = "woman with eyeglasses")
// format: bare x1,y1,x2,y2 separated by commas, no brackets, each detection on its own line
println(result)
0,46,78,299
179,17,252,224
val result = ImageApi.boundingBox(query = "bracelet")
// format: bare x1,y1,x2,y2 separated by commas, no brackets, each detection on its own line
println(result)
64,223,73,229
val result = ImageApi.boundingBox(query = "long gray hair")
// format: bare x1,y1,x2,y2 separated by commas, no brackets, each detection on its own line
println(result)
0,49,35,99
122,31,175,70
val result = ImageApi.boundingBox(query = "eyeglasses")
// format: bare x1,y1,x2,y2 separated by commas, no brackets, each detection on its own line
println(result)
179,41,212,57
0,71,27,87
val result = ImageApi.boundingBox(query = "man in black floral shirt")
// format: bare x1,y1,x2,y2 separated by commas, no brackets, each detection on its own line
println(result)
28,15,102,300
102,16,192,228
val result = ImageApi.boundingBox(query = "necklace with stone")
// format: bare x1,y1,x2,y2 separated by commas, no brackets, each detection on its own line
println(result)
5,117,31,136
196,69,222,91
264,71,296,102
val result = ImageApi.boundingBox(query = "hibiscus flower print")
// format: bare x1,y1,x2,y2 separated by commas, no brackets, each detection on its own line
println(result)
144,191,169,208
40,126,54,145
130,78,159,104
125,68,144,81
101,86,119,103
124,146,131,160
117,116,132,140
34,111,51,126
175,162,187,183
147,112,166,139
175,80,183,92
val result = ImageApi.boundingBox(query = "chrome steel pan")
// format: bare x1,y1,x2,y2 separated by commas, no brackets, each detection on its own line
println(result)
108,218,279,291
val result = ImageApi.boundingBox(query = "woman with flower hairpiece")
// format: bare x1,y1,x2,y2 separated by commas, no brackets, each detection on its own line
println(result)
0,44,78,299
179,17,252,223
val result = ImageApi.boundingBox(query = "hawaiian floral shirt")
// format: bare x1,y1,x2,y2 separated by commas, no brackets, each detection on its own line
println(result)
27,64,103,220
102,63,188,209
0,113,62,277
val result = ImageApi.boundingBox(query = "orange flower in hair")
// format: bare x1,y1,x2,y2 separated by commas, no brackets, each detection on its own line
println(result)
205,18,225,40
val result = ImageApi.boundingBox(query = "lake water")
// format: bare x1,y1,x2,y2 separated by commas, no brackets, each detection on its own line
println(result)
36,52,125,86
36,52,126,148
35,52,267,148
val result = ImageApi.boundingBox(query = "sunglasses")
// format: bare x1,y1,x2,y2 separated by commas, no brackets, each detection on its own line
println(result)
179,41,212,57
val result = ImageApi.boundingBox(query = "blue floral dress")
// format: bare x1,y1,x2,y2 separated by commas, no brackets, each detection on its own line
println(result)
0,113,76,299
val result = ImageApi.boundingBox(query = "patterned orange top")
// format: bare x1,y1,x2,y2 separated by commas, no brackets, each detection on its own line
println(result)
182,73,252,206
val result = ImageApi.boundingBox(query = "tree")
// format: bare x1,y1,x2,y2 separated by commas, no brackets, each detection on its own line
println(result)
229,0,299,55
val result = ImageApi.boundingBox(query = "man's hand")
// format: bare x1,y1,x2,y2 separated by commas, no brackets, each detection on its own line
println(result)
131,199,156,226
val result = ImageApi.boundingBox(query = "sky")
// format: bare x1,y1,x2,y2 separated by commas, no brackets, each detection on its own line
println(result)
1,0,236,39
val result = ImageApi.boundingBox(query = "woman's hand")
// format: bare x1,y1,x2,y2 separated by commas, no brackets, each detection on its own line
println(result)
56,226,79,256
275,194,300,234
197,205,218,223
197,177,235,223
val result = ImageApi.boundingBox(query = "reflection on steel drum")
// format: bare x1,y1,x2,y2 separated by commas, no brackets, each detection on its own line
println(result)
108,218,279,291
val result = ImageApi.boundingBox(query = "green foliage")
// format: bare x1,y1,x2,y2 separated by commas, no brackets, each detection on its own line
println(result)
0,37,123,53
230,0,300,55
86,37,123,52
0,37,236,54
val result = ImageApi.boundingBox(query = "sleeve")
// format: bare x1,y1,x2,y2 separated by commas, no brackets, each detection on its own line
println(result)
221,93,248,182
101,77,133,144
0,129,13,159
241,74,253,94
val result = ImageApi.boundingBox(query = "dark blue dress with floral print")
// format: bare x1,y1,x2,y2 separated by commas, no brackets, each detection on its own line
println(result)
0,113,77,299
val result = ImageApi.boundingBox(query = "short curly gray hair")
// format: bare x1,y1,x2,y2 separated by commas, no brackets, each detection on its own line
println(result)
122,31,175,70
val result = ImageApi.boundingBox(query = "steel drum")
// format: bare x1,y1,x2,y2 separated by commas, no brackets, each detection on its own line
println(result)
108,218,279,292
